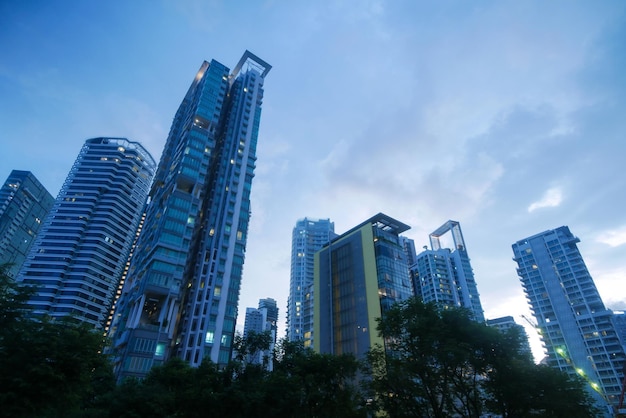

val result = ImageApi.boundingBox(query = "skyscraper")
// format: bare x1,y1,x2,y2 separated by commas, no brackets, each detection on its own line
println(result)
512,226,625,413
0,170,54,278
314,213,414,358
288,218,336,346
411,220,485,322
110,51,271,380
17,138,155,329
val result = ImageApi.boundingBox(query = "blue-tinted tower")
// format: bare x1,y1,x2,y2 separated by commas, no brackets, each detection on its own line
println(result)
314,213,414,358
0,170,54,278
288,218,336,346
110,51,271,379
412,220,485,322
513,226,625,414
18,138,155,329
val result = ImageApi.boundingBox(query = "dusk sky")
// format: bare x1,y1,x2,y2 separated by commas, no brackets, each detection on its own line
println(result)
2,1,625,361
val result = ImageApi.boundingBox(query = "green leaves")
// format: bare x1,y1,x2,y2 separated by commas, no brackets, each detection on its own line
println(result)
0,263,115,418
0,268,596,418
364,298,597,418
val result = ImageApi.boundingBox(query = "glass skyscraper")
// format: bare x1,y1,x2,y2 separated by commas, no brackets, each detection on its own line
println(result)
109,51,271,380
0,170,54,278
314,213,414,358
287,217,336,346
411,220,485,322
512,226,625,414
17,138,155,329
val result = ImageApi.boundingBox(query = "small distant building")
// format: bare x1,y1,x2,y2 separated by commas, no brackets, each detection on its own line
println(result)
258,297,279,345
0,170,54,278
243,298,279,370
612,311,626,352
314,213,414,358
486,315,532,357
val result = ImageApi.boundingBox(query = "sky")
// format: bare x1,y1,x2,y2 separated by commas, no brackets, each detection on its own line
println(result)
1,0,625,361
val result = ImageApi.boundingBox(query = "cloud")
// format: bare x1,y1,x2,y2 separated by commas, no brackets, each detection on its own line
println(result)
596,226,626,247
527,187,563,212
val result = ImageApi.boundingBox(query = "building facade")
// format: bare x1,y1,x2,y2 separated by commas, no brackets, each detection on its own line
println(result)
486,315,533,358
287,218,336,346
258,297,278,346
411,220,485,322
512,226,625,414
109,51,271,380
17,138,155,329
0,170,54,278
313,213,414,358
243,298,278,369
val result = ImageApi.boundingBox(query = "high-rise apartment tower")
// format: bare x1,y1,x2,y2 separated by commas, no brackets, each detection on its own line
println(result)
0,170,54,278
17,138,155,329
411,220,485,322
110,51,271,380
288,218,336,346
512,226,625,414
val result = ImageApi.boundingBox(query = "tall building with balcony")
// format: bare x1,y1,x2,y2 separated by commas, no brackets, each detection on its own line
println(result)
512,226,625,414
314,213,414,358
0,170,54,278
109,51,271,380
288,218,336,346
17,138,155,329
411,220,485,322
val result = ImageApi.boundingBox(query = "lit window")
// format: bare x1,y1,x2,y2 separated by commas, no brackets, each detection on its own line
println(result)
155,343,165,357
205,331,214,344
214,287,221,297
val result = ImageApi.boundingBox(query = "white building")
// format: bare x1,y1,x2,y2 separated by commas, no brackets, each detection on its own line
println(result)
512,226,625,415
18,138,155,329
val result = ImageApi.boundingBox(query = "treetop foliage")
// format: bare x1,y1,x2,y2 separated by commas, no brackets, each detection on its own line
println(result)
0,264,598,418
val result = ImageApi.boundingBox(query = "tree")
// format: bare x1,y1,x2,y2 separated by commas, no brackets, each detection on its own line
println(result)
365,297,598,417
268,340,366,418
0,263,115,418
233,329,273,367
365,298,495,417
484,357,599,417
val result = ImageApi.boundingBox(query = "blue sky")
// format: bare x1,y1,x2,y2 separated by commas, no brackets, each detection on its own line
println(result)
2,0,625,360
